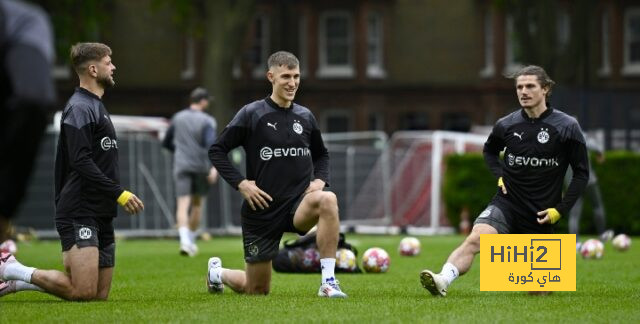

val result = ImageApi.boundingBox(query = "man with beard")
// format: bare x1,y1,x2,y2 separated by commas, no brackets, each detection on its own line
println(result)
1,43,144,300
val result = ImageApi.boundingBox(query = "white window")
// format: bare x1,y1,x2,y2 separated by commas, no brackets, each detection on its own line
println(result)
367,12,386,78
180,36,195,80
250,15,270,79
322,109,352,133
622,8,640,75
317,11,354,78
479,9,495,78
504,15,524,75
599,11,611,76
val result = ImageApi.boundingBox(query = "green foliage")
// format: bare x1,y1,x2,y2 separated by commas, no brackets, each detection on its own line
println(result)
2,236,639,322
442,153,496,229
29,0,112,64
592,151,640,234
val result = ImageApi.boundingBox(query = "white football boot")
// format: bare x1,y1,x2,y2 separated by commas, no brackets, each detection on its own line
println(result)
317,277,347,298
206,257,224,293
0,280,16,297
0,252,17,281
180,244,197,257
420,270,448,297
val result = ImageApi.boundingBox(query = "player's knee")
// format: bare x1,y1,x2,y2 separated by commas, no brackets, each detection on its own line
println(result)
246,284,270,295
70,287,98,301
318,192,338,215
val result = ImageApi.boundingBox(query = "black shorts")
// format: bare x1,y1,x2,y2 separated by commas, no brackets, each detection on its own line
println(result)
473,203,553,234
174,171,209,196
241,194,307,263
55,217,116,268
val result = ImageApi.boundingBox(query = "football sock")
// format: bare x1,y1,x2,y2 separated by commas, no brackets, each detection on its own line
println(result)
440,262,459,286
320,258,336,284
188,230,197,245
4,262,36,283
179,227,190,247
209,267,223,283
16,281,43,292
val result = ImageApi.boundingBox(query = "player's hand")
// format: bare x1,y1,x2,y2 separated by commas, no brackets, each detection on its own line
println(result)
117,190,144,215
498,177,507,194
304,179,325,195
207,167,218,184
536,208,561,224
238,180,272,211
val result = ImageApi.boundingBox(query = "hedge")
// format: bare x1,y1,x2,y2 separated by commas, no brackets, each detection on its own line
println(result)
442,151,640,235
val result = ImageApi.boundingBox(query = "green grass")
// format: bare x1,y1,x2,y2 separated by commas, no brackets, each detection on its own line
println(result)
2,234,639,323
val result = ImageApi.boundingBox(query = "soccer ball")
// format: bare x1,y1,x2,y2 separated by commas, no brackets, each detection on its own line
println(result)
580,239,604,259
612,234,631,251
0,239,17,254
335,248,357,272
398,237,421,256
362,247,390,273
302,248,320,271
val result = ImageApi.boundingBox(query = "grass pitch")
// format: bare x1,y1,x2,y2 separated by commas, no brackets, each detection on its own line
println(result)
1,234,639,323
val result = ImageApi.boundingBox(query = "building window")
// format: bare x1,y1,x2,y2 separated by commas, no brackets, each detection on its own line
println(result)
367,12,385,78
504,15,524,75
323,109,352,133
480,9,495,78
599,11,611,76
368,112,383,131
250,15,270,79
556,9,570,52
401,112,429,130
299,15,308,78
181,36,195,80
317,11,354,78
622,8,640,75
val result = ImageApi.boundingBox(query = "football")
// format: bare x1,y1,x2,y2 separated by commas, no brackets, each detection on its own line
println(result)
362,247,390,273
580,239,604,259
0,239,17,254
398,236,421,256
335,248,357,272
302,247,320,271
612,234,631,251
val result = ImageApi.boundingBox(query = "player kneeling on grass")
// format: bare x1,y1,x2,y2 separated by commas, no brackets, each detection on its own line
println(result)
1,43,144,301
206,51,346,298
420,65,588,297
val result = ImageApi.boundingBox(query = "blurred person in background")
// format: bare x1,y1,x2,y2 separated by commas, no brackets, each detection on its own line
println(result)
565,133,611,248
162,87,218,257
0,0,56,243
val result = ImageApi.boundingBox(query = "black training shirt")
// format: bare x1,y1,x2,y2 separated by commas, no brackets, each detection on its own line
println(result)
209,97,329,202
54,87,123,218
483,107,589,218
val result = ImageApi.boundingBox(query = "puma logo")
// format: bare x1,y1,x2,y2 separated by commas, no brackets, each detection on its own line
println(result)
513,132,524,140
267,122,277,130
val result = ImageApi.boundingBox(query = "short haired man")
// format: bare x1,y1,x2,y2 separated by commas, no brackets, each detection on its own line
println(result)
207,51,346,297
420,65,589,297
162,87,218,256
1,42,144,300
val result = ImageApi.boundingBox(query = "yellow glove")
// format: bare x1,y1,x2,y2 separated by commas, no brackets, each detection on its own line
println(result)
117,190,133,206
547,208,561,224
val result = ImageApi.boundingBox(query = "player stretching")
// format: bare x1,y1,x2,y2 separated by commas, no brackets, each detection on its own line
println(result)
206,51,346,297
420,65,589,296
1,43,143,300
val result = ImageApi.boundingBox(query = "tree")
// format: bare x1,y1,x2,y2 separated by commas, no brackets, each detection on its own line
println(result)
155,0,256,125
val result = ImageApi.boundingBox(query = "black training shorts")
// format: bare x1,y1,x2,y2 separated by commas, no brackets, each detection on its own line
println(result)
241,194,307,263
55,216,116,268
473,202,553,234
